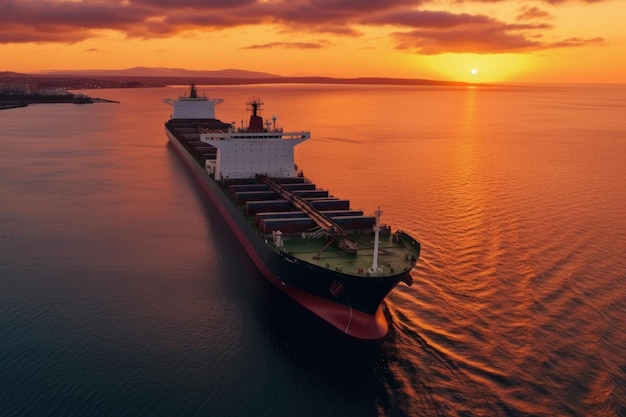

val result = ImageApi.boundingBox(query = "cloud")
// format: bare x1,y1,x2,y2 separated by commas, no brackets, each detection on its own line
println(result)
362,8,605,54
132,0,254,8
539,0,605,4
455,0,604,3
551,37,604,47
242,41,329,50
363,10,497,29
516,7,553,21
390,26,545,55
0,0,610,55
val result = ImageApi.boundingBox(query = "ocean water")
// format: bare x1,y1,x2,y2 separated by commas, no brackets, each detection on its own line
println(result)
1,84,624,417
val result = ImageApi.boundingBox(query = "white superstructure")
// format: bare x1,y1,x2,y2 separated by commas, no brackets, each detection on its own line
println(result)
202,130,309,180
165,86,310,181
163,85,223,119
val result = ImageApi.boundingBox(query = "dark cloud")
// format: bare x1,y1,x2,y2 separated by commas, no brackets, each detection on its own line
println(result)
362,8,605,54
0,0,610,55
391,27,544,54
133,0,254,8
363,10,497,28
0,1,147,28
309,0,422,12
390,24,604,55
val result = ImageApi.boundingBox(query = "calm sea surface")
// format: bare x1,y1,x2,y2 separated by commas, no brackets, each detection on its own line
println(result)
1,84,624,417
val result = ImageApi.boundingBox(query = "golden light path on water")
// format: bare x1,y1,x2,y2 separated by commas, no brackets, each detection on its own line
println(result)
283,83,625,416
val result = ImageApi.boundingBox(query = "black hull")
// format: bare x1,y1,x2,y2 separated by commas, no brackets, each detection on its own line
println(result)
165,125,419,339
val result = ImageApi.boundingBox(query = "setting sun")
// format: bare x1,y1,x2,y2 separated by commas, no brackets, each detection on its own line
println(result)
470,69,478,75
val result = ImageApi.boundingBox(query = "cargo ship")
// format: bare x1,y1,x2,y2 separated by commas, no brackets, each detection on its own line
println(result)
164,85,420,339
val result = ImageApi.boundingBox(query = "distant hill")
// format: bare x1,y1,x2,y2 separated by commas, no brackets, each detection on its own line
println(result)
2,68,478,89
37,67,282,79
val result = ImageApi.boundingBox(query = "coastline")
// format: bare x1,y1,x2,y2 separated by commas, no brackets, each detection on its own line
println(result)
0,94,119,110
1,72,480,91
0,103,28,110
1,72,482,110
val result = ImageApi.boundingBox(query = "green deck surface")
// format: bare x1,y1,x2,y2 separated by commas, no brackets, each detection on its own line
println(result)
280,234,415,276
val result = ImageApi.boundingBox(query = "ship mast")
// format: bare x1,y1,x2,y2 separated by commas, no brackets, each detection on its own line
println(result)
368,207,384,276
247,97,265,132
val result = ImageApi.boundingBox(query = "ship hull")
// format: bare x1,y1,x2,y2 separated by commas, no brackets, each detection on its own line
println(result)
165,127,418,340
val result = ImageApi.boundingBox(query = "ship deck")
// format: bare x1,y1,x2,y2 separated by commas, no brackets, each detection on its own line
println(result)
278,233,416,276
166,118,419,278
165,118,230,163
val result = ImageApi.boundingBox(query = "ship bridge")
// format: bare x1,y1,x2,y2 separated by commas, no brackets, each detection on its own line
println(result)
257,175,358,254
163,84,224,119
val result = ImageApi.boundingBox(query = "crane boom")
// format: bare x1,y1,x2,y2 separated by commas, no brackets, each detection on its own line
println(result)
257,175,358,253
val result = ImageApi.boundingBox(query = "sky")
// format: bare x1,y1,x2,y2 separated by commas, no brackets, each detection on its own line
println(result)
0,0,624,84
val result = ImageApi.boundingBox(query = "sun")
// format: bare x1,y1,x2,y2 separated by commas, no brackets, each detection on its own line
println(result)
470,68,478,75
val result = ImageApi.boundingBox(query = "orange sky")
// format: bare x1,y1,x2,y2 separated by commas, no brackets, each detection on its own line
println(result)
1,0,624,84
